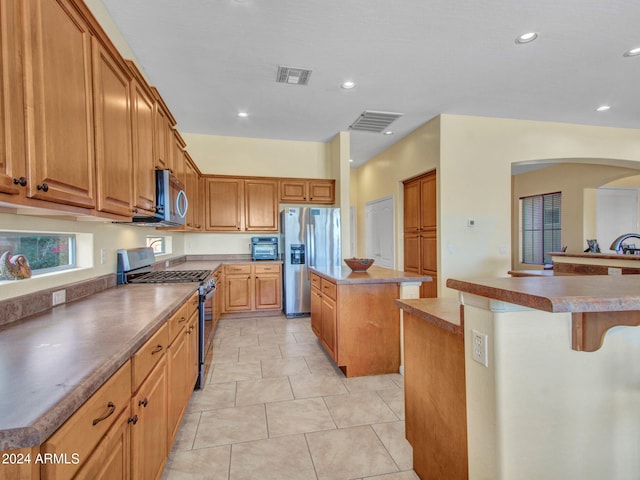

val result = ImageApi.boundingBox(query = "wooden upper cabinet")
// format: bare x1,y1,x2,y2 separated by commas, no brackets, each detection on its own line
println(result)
172,130,186,185
92,38,133,217
151,87,175,173
184,153,200,229
127,60,156,216
280,178,335,204
24,0,96,208
420,172,437,229
245,178,279,231
204,177,244,231
0,0,28,196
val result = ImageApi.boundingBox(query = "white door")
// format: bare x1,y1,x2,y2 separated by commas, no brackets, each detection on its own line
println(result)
365,196,395,268
596,187,639,253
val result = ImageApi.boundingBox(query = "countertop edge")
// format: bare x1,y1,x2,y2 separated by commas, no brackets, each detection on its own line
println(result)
395,298,464,335
309,266,432,285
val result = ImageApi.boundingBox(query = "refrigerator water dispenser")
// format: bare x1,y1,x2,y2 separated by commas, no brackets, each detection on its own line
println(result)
291,244,305,265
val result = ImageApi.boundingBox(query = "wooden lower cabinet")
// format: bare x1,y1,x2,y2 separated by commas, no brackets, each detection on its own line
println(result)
403,308,467,480
309,273,399,377
130,355,168,480
37,293,199,480
222,264,282,314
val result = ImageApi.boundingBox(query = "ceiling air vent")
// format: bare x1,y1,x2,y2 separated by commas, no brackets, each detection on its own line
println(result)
276,65,312,86
349,110,403,133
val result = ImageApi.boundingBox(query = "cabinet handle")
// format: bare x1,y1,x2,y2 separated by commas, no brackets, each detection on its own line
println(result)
151,345,163,354
133,208,138,213
12,177,27,187
128,415,139,425
179,316,187,323
92,402,116,426
37,183,49,192
138,398,148,408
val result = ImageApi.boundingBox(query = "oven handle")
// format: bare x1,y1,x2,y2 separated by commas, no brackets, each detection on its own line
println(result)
201,286,216,301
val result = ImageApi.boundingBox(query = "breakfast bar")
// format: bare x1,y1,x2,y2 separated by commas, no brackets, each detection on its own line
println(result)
444,274,640,480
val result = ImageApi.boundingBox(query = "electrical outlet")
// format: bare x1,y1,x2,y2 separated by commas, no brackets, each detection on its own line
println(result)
608,267,622,275
52,290,66,306
472,329,489,367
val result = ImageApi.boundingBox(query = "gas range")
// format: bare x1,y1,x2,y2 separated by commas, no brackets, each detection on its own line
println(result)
116,247,216,389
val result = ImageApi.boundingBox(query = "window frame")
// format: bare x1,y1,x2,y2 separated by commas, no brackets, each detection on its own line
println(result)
0,232,77,277
521,191,562,265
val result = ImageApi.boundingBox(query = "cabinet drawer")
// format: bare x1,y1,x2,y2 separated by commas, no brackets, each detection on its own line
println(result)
187,291,199,319
310,273,321,290
168,302,189,343
225,264,251,275
41,361,132,479
132,323,169,391
254,263,281,274
321,279,337,300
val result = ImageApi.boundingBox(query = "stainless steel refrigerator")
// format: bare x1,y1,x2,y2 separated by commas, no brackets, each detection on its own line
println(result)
281,207,341,317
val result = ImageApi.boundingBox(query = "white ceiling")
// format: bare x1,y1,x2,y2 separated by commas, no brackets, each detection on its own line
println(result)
100,0,640,168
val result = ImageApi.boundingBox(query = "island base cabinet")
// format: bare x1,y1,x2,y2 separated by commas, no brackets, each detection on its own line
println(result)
403,310,467,480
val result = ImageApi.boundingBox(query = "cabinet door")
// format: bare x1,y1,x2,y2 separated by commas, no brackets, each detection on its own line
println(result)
403,234,420,273
167,326,188,447
128,62,156,215
92,38,133,217
420,231,437,272
420,173,437,229
320,295,337,360
245,178,278,232
308,180,335,204
403,179,421,233
153,95,172,173
205,177,244,231
224,274,252,312
184,156,200,229
254,273,282,310
187,311,199,390
280,179,307,202
25,0,96,208
310,287,322,337
0,0,28,196
131,356,168,480
74,405,131,480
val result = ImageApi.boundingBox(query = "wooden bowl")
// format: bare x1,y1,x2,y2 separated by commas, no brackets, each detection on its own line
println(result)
344,258,375,272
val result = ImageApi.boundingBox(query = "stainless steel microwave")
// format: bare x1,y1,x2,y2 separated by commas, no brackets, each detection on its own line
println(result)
131,169,188,226
251,237,278,260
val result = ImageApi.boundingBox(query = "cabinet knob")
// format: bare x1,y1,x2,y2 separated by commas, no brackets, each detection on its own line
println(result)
151,345,163,354
128,415,139,425
138,398,148,408
12,177,27,187
37,183,49,192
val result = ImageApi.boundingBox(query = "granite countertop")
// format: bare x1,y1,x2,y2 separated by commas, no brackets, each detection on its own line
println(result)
550,251,640,261
395,298,463,335
309,265,432,285
0,282,197,451
447,274,640,313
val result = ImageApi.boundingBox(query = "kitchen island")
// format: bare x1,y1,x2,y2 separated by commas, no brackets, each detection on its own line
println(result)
308,265,431,377
444,274,640,480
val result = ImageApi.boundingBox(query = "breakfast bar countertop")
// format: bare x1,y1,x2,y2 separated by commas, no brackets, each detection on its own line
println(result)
395,297,464,335
309,265,432,285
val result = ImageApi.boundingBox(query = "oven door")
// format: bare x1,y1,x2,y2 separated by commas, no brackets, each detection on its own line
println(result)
196,285,216,389
252,242,277,260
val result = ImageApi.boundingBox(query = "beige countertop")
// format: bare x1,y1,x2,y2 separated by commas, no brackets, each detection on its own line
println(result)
309,265,432,285
447,274,640,313
550,251,640,261
395,298,463,335
0,282,197,451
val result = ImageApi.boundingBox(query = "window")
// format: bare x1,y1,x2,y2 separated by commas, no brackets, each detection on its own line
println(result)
0,232,76,276
521,192,562,265
146,236,166,255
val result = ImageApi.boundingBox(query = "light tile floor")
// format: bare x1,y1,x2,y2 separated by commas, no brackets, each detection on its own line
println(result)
162,315,419,480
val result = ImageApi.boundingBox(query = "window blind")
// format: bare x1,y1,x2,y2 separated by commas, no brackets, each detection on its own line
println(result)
522,192,561,264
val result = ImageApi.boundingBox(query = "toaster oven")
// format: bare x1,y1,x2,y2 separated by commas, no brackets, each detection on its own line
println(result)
251,237,278,260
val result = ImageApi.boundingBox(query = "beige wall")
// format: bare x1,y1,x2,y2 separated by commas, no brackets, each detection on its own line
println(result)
183,133,331,178
352,117,441,266
0,213,184,301
511,163,640,270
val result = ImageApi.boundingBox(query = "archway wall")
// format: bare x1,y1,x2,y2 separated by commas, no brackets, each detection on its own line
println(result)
439,114,640,295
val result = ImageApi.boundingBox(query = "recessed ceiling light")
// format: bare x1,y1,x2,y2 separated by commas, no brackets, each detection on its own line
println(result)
237,111,249,118
623,47,640,57
383,131,394,135
595,105,611,112
515,32,538,44
341,81,356,89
